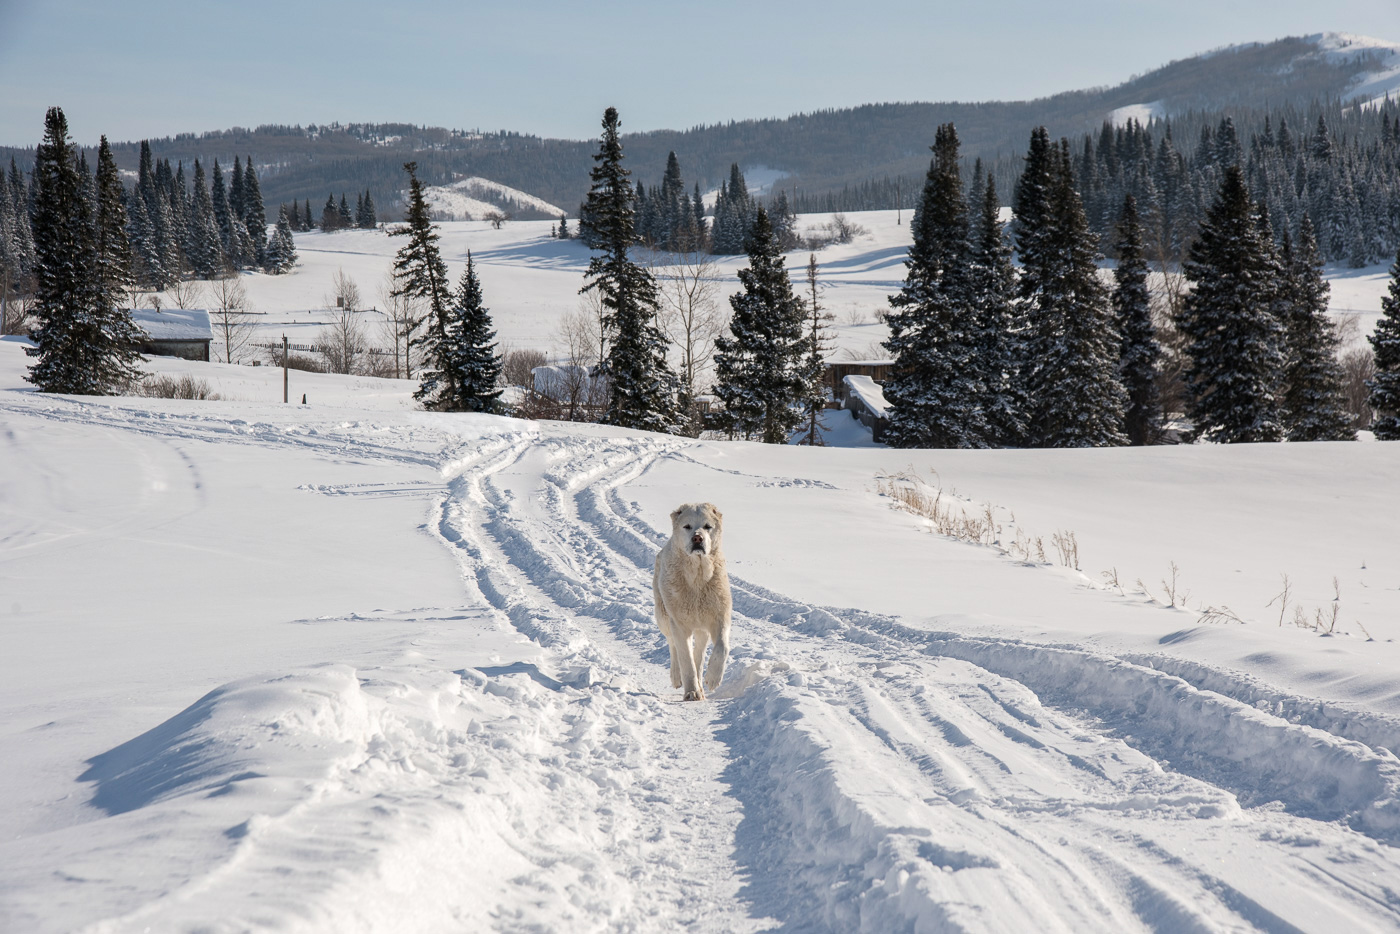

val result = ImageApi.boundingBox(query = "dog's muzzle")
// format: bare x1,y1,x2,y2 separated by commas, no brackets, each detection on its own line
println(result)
690,533,707,554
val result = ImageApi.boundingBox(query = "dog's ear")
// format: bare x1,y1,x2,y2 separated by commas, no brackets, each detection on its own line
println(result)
670,505,684,523
706,504,722,525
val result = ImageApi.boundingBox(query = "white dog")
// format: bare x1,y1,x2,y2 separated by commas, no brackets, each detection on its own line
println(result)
653,503,732,701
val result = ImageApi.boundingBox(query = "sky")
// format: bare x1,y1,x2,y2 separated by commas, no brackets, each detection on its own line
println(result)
0,0,1396,147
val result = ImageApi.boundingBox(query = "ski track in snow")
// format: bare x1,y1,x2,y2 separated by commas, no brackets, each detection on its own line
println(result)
19,408,1400,933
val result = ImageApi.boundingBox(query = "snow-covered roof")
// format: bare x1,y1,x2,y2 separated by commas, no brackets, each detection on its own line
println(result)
842,374,888,418
131,308,213,342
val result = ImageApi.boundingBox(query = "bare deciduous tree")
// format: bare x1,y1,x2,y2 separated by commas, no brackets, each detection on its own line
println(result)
551,306,609,421
328,267,361,313
1,271,34,336
167,271,203,310
207,273,256,364
652,248,724,402
377,272,422,379
484,209,511,230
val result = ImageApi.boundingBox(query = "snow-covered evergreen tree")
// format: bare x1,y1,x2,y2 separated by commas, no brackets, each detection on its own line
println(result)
1112,194,1162,445
357,189,377,229
1280,214,1354,440
92,137,134,318
187,160,223,278
26,108,144,394
265,204,298,274
580,107,681,433
391,162,451,372
712,208,808,443
1368,247,1400,440
969,177,1027,446
416,252,503,412
883,122,990,448
1028,142,1128,447
1180,165,1284,443
242,159,267,261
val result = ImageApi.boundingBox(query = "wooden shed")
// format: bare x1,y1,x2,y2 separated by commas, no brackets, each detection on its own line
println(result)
826,359,894,406
131,308,213,362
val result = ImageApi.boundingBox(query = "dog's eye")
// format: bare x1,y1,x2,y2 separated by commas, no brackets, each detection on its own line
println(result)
703,524,711,530
683,525,691,530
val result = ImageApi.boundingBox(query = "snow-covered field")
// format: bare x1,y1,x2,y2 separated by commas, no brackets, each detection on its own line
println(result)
4,293,1400,931
209,208,1393,370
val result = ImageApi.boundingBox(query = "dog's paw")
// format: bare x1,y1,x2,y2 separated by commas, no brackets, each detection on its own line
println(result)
671,672,683,688
683,688,704,702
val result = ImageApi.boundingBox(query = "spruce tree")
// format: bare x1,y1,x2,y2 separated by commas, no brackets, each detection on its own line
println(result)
416,252,503,412
337,193,353,228
230,156,246,223
1278,215,1354,440
359,189,377,228
303,198,315,231
1368,247,1400,439
321,194,339,231
26,109,144,394
1029,142,1128,447
883,123,990,448
969,177,1027,446
392,162,452,388
793,253,834,446
187,160,223,278
712,208,809,443
211,159,234,257
265,204,298,274
579,107,681,433
1180,165,1284,443
1112,194,1162,445
242,159,266,261
92,137,135,319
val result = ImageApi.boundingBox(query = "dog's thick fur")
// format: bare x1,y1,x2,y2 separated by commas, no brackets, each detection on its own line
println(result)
653,503,731,701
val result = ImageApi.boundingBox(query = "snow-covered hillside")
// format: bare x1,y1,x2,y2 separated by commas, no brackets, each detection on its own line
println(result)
419,177,565,221
220,209,1392,367
2,332,1400,931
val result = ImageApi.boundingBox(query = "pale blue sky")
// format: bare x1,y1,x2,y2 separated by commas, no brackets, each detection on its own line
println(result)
0,0,1396,146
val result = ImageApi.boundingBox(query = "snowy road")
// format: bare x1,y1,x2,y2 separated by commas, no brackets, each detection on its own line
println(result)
3,381,1400,931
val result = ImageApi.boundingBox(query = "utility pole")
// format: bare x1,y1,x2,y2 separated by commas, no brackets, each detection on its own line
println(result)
282,334,288,403
896,177,902,226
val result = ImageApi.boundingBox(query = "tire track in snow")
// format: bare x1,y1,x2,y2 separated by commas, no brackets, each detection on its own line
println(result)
540,441,1400,933
430,433,777,932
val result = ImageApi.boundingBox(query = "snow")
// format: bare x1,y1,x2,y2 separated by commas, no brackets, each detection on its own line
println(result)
419,177,564,220
130,307,212,341
1310,32,1400,109
1108,100,1166,128
842,373,889,418
5,212,1400,931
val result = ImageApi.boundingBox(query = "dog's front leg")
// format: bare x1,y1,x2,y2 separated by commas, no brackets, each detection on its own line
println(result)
704,620,729,694
678,631,704,701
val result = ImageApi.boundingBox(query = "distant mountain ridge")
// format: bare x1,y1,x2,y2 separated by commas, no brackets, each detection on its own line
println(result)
2,33,1396,216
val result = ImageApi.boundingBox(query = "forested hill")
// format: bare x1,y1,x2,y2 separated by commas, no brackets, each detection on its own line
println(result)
1,33,1395,218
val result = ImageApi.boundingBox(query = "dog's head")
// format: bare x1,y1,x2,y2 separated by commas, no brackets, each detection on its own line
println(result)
671,502,722,557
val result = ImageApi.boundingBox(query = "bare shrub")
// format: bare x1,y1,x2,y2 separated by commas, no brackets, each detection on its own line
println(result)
552,306,609,421
1051,531,1079,570
140,374,221,400
484,209,511,229
1340,346,1376,430
501,347,549,417
1,289,34,336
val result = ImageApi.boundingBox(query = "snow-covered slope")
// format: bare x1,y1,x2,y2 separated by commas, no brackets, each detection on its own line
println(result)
1316,32,1400,108
419,176,564,220
3,338,1400,932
